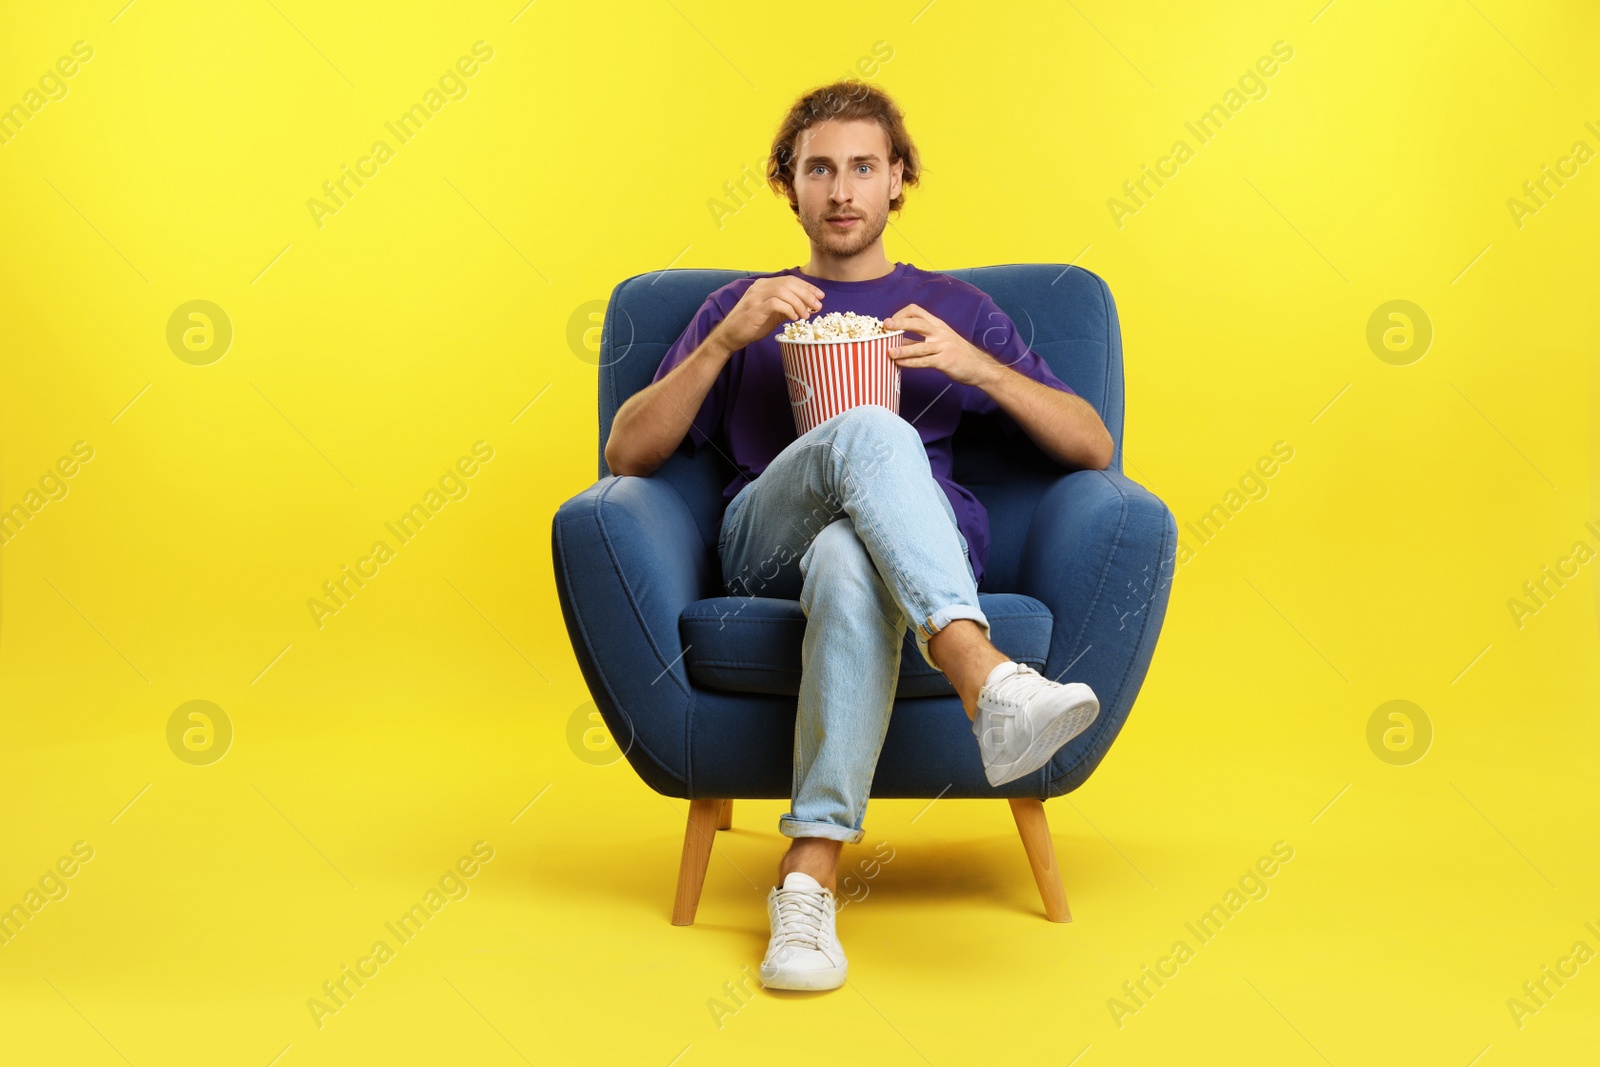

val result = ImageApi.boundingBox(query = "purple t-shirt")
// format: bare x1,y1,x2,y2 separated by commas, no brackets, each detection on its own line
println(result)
649,261,1077,589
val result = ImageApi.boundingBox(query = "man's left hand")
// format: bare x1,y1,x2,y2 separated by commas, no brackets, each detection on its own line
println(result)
882,304,1000,388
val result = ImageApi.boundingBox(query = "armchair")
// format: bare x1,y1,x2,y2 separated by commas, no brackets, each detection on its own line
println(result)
551,263,1177,924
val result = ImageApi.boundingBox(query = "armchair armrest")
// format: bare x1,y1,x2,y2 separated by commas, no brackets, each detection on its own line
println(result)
551,475,713,795
1016,469,1177,790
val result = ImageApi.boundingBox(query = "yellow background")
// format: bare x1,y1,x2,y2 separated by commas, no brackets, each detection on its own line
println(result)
2,0,1596,1063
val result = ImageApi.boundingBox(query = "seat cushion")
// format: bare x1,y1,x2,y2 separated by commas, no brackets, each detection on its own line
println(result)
679,593,1053,698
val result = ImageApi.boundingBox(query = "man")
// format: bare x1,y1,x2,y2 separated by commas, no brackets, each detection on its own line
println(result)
604,81,1115,991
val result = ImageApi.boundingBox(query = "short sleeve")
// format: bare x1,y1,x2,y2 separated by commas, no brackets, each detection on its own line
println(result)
651,294,731,455
961,294,1076,425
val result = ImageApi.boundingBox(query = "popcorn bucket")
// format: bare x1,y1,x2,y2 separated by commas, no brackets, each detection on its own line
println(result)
778,331,904,436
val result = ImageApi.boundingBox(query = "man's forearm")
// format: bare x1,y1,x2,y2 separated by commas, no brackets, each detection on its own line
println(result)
606,330,734,477
972,361,1114,470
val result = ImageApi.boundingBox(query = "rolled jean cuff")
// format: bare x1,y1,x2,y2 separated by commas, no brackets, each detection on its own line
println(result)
779,815,865,844
913,605,991,672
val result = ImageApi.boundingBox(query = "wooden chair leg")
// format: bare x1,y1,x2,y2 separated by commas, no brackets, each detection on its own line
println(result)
717,798,733,830
672,798,723,926
1008,797,1072,922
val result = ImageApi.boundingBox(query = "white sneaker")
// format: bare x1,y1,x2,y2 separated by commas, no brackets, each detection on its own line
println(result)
973,662,1100,787
758,871,847,991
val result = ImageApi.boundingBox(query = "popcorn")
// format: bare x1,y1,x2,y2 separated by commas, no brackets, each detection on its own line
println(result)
779,311,889,342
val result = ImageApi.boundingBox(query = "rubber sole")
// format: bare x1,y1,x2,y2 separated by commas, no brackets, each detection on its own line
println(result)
984,688,1099,786
759,962,848,990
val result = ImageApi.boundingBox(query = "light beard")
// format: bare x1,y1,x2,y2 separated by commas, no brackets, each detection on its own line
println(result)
803,208,886,256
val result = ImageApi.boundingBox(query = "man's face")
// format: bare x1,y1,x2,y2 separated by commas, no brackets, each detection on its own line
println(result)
791,118,902,258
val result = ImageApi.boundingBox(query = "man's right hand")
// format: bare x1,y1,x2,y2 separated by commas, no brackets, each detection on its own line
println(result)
713,277,827,353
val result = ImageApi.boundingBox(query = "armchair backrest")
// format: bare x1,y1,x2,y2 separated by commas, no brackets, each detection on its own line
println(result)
596,263,1126,591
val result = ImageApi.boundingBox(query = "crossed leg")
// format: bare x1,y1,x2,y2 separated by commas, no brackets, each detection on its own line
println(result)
714,405,1011,891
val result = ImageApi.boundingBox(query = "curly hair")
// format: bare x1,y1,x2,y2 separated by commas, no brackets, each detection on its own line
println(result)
765,80,921,217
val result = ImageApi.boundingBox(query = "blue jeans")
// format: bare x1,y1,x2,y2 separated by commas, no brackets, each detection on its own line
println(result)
716,404,993,844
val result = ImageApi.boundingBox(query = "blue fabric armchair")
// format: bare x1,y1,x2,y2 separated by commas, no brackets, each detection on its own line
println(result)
552,263,1177,925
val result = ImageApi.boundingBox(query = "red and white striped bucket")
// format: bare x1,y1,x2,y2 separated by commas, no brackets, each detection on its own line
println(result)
778,330,904,436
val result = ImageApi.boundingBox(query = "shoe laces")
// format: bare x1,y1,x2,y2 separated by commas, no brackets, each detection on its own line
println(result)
987,663,1050,711
772,886,833,951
